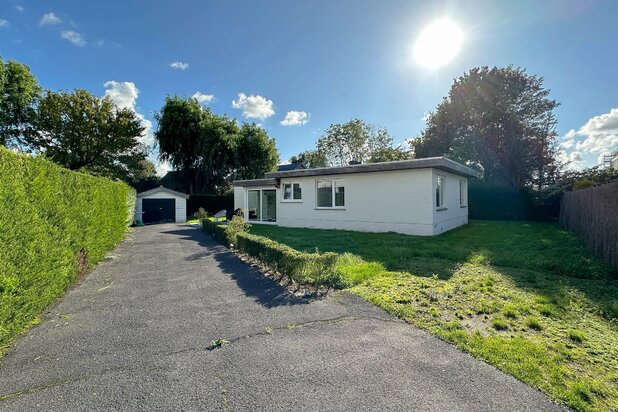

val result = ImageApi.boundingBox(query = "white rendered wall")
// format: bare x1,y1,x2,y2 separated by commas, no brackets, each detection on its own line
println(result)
233,186,244,211
431,170,468,235
276,168,435,235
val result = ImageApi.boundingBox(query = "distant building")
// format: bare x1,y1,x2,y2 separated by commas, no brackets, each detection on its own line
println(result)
605,149,618,170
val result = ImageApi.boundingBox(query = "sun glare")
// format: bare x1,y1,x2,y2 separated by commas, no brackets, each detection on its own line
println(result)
414,18,463,69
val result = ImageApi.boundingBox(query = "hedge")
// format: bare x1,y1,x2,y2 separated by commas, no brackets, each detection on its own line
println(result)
202,219,341,288
468,181,561,221
187,194,234,216
0,147,135,348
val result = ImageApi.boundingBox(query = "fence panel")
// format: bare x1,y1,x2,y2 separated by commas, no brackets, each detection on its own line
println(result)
559,180,618,270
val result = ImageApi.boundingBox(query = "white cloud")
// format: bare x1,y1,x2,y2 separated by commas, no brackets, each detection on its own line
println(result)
103,81,154,148
169,61,189,70
15,5,24,12
60,30,86,46
280,111,309,126
40,12,62,26
232,92,275,120
192,92,214,105
559,107,618,168
0,19,9,28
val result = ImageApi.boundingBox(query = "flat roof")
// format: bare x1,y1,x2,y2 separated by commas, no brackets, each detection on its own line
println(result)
233,178,277,187
263,156,478,179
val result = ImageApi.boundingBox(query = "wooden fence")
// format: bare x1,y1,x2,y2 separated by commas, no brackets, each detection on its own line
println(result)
560,179,618,270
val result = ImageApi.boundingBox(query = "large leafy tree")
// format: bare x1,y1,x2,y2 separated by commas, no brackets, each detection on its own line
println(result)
316,119,405,166
29,89,147,179
155,96,205,193
289,150,329,169
155,96,280,193
233,123,279,180
0,57,41,147
412,66,559,187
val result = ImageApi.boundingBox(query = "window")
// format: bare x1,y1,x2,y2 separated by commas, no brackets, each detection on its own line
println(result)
459,179,467,207
282,182,302,201
247,189,277,222
316,179,345,208
436,175,445,209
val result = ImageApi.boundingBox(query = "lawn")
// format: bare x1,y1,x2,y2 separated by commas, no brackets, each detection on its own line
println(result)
249,221,618,412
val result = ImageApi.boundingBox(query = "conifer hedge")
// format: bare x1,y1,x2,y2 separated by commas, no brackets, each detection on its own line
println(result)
0,147,135,348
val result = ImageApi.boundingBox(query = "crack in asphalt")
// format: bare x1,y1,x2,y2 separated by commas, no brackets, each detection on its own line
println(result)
0,314,363,402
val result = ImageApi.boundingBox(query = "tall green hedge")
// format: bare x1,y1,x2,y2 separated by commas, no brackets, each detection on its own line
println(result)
468,181,561,221
0,147,135,347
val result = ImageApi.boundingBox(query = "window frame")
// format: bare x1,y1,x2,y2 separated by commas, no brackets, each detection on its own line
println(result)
315,178,345,209
435,174,446,210
459,179,468,207
281,182,302,202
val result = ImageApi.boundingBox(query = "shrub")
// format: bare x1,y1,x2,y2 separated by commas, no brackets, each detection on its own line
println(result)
201,219,230,244
195,207,208,221
226,215,251,245
0,147,134,348
201,219,341,288
235,232,341,288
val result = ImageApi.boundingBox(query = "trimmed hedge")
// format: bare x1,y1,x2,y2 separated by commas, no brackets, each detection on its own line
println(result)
202,219,341,288
0,147,135,348
188,194,233,216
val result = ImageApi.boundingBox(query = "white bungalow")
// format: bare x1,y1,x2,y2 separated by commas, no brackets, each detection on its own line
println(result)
233,157,477,236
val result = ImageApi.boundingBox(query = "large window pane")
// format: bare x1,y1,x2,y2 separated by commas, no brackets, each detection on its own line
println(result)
436,176,444,208
316,181,332,207
248,190,261,221
293,183,302,200
262,190,277,222
334,180,345,207
283,184,292,200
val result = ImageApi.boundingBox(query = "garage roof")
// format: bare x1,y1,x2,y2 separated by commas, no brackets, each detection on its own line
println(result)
137,186,190,199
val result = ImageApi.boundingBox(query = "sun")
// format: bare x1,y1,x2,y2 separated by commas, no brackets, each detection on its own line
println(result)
414,18,463,69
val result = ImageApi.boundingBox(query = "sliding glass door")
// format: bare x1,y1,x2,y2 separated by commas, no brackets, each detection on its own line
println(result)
247,189,276,222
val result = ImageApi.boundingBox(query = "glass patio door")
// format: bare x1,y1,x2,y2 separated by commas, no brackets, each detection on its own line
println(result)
247,189,276,222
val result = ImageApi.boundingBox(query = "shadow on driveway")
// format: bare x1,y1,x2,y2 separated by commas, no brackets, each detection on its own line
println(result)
161,227,309,309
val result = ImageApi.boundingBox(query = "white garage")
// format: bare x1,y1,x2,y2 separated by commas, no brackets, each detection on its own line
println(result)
134,186,189,224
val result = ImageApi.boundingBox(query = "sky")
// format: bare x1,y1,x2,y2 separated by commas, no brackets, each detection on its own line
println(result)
1,0,618,175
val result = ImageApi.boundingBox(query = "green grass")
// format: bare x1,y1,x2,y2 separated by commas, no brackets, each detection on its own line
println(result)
249,221,618,412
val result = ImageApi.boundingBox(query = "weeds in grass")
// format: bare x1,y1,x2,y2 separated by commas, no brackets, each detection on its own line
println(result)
251,222,618,411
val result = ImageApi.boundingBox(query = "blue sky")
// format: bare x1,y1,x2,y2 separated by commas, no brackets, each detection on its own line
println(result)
2,0,618,174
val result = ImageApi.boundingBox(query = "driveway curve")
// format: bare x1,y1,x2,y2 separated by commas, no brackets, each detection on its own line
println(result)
0,224,565,411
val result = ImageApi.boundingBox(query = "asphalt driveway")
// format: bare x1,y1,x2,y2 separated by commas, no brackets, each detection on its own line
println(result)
0,224,565,411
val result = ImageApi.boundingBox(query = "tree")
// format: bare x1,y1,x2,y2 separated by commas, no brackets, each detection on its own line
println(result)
197,110,238,192
155,96,280,193
412,66,559,187
0,57,41,147
316,119,400,166
29,89,147,179
155,96,205,193
233,123,279,181
289,150,328,169
369,145,410,163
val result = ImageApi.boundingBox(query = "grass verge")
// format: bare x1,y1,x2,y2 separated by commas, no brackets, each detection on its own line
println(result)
249,221,618,412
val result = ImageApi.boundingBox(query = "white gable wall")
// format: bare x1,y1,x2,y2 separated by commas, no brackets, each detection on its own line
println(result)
432,170,468,235
135,191,187,223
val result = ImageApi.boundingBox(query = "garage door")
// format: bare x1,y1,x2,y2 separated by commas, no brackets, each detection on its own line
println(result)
142,198,175,224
